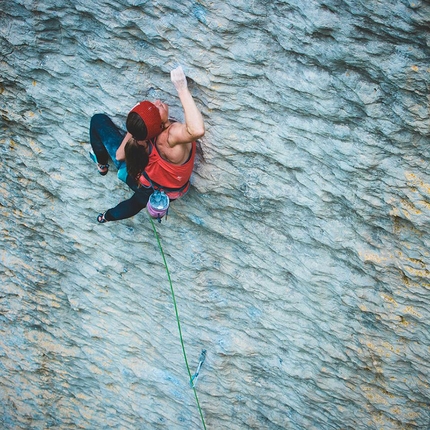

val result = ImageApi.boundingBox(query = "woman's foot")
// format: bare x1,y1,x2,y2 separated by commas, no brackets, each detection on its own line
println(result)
97,163,109,176
97,212,108,223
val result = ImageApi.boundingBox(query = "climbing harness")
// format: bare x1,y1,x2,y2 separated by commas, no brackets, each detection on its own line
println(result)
149,216,207,430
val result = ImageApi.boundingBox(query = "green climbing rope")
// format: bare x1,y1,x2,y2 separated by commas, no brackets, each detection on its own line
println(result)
149,216,207,430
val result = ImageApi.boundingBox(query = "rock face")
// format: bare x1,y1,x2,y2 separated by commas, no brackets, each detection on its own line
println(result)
1,1,429,429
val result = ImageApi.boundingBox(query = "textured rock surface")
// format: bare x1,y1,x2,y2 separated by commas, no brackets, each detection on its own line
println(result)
1,1,430,429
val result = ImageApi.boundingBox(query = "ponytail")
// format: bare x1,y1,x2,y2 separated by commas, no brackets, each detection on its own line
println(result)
124,138,149,185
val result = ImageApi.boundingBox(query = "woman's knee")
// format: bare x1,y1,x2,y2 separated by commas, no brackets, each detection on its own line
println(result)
90,113,110,129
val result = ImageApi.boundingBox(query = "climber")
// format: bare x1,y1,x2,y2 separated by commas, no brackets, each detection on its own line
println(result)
89,66,205,223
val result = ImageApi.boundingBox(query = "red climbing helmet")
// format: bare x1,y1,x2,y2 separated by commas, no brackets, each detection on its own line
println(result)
129,101,162,140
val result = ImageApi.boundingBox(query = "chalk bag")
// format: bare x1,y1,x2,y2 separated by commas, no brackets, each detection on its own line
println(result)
147,190,170,223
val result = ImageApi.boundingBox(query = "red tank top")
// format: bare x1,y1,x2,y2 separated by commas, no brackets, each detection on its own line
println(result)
139,140,196,199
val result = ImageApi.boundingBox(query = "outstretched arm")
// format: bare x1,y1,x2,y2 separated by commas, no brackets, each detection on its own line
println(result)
167,66,205,147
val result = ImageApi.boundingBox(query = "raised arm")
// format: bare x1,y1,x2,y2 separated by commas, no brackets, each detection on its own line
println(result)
167,66,205,147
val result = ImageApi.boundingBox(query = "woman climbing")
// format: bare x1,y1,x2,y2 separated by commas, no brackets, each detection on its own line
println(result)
89,66,205,223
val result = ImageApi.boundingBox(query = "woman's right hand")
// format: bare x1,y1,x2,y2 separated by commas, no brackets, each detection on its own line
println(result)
171,66,188,91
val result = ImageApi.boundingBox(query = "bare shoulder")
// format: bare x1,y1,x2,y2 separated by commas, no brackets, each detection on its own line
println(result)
156,125,192,164
167,121,204,147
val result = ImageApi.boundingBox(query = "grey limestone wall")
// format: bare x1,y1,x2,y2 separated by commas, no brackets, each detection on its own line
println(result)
1,1,429,429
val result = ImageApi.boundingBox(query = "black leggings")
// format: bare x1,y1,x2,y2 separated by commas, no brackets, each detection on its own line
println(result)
105,179,153,221
90,113,153,221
